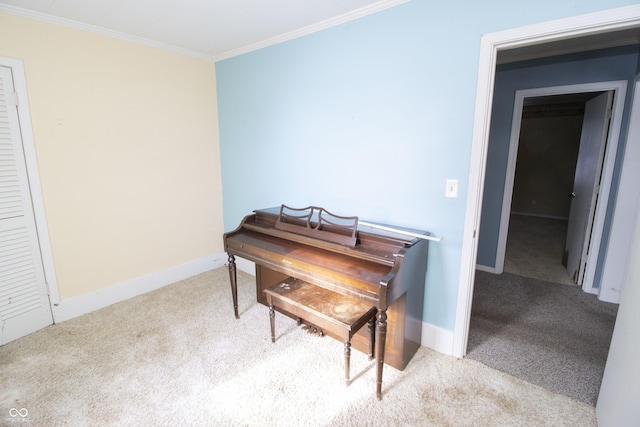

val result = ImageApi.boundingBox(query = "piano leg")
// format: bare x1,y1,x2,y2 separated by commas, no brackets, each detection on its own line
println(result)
375,309,387,400
368,316,375,360
344,341,352,386
269,303,276,343
227,254,240,319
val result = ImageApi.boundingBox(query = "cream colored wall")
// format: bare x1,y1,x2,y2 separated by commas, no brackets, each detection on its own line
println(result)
0,13,224,300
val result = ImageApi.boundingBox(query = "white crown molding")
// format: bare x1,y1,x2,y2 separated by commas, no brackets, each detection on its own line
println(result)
0,4,214,61
0,1,409,63
213,0,410,62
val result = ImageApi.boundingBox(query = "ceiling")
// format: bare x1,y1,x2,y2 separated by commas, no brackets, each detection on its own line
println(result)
2,1,638,63
0,0,407,60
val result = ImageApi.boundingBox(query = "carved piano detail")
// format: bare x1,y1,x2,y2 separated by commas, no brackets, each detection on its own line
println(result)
223,205,433,400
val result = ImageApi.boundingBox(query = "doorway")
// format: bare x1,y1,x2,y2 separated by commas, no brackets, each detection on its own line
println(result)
497,83,625,298
455,7,640,420
505,92,593,286
453,6,640,359
468,90,621,405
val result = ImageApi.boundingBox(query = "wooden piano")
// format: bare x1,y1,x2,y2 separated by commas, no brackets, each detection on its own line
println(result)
223,205,431,399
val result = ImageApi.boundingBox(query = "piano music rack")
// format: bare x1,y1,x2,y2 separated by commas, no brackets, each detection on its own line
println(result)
274,204,359,247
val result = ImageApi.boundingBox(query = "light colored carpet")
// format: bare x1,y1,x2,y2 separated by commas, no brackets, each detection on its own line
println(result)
1,267,596,426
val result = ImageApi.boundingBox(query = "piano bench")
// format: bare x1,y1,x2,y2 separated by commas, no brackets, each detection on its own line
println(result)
264,277,377,387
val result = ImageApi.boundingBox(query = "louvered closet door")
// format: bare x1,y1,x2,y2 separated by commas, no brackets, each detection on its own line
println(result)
0,65,52,345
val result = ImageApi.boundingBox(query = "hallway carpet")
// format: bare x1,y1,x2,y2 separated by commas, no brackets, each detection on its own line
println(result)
467,270,618,406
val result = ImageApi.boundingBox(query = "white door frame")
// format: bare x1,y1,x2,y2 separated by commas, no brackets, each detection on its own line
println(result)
597,74,640,303
0,57,62,322
495,82,626,294
453,4,640,358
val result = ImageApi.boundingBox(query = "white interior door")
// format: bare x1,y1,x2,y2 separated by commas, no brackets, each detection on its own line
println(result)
564,91,613,286
0,65,53,345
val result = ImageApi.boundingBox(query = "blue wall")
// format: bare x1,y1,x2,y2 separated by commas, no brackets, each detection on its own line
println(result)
477,46,640,286
216,1,638,332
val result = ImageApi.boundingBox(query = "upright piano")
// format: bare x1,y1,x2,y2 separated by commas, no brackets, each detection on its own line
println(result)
223,205,431,399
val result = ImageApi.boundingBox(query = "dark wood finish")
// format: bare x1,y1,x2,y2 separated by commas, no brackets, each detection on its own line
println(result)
275,205,359,247
223,206,430,399
264,277,376,387
227,254,239,319
255,263,411,370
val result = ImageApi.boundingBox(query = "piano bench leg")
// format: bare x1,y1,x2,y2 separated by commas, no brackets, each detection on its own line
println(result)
375,309,388,401
344,341,351,386
368,316,375,360
269,304,276,343
227,254,240,319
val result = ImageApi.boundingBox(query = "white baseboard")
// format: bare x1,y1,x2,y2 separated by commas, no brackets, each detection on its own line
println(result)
510,211,569,221
421,321,455,356
475,264,497,274
55,252,456,356
57,253,227,322
234,257,256,275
